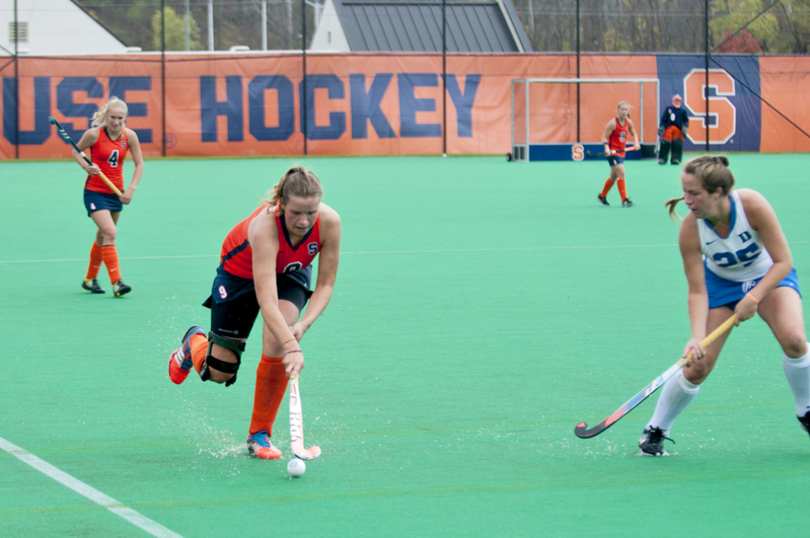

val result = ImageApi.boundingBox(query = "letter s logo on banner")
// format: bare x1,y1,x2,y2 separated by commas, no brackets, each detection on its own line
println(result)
572,144,584,161
683,68,736,145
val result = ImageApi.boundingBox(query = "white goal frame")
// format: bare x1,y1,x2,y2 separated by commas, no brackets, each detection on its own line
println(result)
510,78,660,162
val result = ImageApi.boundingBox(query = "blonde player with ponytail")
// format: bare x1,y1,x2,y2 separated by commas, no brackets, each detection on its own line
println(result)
168,165,341,461
74,97,144,297
638,155,809,456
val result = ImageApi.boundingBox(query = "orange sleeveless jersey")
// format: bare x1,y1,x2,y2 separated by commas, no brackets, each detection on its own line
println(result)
219,206,322,280
85,128,128,194
608,117,630,158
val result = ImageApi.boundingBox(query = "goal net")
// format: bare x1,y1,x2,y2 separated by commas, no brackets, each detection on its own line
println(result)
511,78,660,161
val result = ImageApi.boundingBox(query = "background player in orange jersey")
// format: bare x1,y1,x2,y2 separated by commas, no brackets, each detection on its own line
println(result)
73,97,144,297
168,165,342,460
596,101,641,208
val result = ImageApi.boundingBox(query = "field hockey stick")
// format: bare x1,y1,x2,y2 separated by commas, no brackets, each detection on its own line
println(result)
574,313,737,439
289,377,321,460
49,117,123,198
586,147,640,159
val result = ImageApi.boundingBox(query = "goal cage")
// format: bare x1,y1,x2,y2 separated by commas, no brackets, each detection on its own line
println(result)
510,78,660,162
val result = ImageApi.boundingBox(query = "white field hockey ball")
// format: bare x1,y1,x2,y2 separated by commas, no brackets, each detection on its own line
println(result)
287,458,306,477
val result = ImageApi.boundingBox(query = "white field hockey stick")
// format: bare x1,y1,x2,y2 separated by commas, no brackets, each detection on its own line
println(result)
289,377,321,460
574,314,737,439
49,116,124,198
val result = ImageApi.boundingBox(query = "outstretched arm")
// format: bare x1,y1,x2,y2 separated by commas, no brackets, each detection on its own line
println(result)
294,206,341,340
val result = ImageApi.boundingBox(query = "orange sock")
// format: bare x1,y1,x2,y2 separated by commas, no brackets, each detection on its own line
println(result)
101,245,121,284
249,355,289,436
86,243,103,280
190,334,208,374
600,179,614,198
617,178,628,201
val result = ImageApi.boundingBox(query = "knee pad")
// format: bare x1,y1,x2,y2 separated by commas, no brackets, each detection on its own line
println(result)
658,139,671,164
200,332,245,387
671,138,683,164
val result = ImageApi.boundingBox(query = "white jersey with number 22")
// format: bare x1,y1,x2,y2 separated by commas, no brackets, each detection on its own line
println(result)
697,190,774,282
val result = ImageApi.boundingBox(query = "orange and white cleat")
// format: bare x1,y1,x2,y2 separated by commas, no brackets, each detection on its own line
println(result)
247,431,283,460
168,325,206,385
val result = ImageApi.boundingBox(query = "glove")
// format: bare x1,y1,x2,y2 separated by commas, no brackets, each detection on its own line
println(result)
657,126,665,137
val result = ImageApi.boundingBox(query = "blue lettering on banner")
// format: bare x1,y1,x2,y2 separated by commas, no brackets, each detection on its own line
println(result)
349,73,395,139
3,77,51,144
109,77,152,143
200,76,244,142
248,75,295,141
445,74,481,138
299,74,346,140
57,77,104,142
398,73,441,138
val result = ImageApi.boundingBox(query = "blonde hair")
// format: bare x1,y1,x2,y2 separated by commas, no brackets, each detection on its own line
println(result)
664,155,735,220
262,166,323,209
91,97,128,128
617,101,631,113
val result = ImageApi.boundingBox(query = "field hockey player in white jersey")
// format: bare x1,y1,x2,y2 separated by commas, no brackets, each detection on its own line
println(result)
638,155,809,456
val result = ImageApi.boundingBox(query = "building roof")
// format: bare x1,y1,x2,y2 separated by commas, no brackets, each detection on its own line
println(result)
329,0,532,53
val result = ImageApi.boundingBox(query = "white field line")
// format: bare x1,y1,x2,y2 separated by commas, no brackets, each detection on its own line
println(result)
0,437,183,538
1,240,806,264
0,244,678,264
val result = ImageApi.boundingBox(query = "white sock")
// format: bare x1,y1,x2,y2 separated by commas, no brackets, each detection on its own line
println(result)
782,344,810,417
647,370,700,435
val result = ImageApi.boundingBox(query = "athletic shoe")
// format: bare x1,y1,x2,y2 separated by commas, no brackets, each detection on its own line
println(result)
658,158,667,165
113,280,132,297
596,194,610,206
168,325,206,385
82,278,105,294
798,411,810,437
671,159,681,165
247,431,283,460
622,198,635,208
639,427,673,456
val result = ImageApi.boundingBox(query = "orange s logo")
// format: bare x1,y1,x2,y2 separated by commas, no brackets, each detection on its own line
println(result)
572,144,584,161
683,69,736,144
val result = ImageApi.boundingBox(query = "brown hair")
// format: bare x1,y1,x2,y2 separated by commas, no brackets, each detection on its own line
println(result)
91,97,128,128
262,165,323,209
664,155,735,219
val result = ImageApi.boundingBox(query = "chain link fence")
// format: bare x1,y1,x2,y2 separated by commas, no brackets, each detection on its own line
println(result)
3,0,809,55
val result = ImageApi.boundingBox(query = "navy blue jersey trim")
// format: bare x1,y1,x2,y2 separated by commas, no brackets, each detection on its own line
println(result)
220,239,250,269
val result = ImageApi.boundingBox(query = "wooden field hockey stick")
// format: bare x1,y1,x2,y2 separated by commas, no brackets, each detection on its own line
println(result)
574,314,738,439
289,377,321,460
49,117,123,198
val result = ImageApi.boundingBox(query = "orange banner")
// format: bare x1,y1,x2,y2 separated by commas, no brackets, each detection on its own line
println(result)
1,53,808,160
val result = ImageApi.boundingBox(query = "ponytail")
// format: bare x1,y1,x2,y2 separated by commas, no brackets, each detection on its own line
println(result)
262,166,323,210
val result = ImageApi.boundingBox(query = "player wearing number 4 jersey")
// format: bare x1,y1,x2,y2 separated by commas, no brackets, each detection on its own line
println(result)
73,97,143,297
639,156,808,456
168,165,341,460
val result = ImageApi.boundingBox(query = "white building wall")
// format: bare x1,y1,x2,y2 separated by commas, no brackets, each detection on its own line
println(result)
1,0,126,56
309,0,350,52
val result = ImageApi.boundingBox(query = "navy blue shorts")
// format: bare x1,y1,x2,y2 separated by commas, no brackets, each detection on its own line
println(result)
705,265,802,310
202,268,312,339
84,189,122,216
607,155,625,166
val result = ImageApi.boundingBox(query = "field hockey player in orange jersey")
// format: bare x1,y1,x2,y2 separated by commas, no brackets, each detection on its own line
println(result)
596,101,641,208
73,97,144,297
168,165,341,460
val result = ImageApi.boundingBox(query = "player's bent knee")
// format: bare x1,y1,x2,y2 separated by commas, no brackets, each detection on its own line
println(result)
782,332,809,358
200,332,246,387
